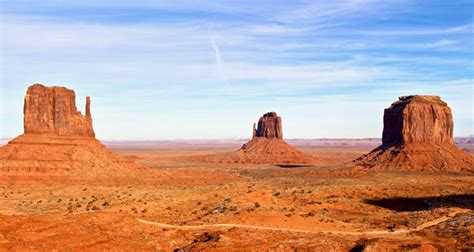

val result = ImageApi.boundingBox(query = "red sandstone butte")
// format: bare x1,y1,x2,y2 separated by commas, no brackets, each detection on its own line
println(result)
355,95,473,172
253,112,283,139
382,95,453,145
190,112,314,165
24,84,94,137
0,83,151,183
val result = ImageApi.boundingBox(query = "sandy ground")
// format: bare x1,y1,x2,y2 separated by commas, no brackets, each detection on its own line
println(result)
0,145,473,251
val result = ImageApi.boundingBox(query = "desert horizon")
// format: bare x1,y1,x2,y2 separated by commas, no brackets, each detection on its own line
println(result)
1,85,473,251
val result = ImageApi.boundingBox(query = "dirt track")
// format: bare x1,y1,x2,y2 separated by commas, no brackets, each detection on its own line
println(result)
2,146,473,250
138,208,469,236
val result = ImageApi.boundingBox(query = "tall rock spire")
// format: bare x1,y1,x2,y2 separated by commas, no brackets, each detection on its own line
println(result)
85,96,91,118
252,122,257,139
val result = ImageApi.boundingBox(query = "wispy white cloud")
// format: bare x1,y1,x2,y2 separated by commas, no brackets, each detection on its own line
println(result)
2,0,268,15
276,0,407,23
420,39,459,48
1,1,472,139
340,23,473,36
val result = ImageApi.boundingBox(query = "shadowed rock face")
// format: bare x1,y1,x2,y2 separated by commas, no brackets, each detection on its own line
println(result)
355,95,473,172
23,84,95,137
254,112,283,139
382,95,453,146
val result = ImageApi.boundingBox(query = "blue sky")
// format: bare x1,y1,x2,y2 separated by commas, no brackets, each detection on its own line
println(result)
1,0,473,140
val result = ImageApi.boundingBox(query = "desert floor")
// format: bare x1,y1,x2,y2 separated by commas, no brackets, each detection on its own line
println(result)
0,144,473,251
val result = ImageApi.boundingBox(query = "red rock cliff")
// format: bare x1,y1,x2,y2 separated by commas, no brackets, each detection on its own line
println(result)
355,95,472,173
254,112,283,139
382,95,453,146
23,84,95,137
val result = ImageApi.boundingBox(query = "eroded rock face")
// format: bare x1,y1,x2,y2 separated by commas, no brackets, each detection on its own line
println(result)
254,112,283,139
189,111,314,164
382,95,453,146
23,84,95,137
1,83,152,181
355,95,473,173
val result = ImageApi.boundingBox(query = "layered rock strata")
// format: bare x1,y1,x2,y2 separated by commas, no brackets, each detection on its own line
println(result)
0,83,151,183
355,95,473,172
190,112,314,165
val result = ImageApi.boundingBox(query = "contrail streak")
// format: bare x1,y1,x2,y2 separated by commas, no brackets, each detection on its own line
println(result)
211,36,231,89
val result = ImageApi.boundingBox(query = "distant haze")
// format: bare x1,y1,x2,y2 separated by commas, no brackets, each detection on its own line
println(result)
1,1,472,140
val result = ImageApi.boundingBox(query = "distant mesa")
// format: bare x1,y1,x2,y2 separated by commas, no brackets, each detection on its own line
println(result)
190,112,315,165
253,112,283,139
355,95,474,172
0,83,151,183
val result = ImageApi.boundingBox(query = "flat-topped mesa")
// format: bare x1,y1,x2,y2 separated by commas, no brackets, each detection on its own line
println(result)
382,95,453,146
354,94,473,173
23,84,95,137
253,112,283,139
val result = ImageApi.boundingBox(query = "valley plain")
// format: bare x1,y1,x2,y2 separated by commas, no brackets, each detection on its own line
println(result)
1,140,473,251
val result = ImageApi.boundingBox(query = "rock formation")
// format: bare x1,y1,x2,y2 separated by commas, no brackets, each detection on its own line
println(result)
0,83,151,183
190,112,314,165
23,84,95,137
381,95,453,146
254,112,283,139
355,95,473,172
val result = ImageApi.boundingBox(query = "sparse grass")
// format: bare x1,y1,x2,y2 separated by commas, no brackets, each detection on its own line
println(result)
1,146,472,250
